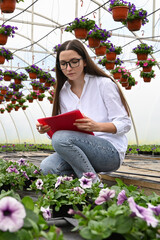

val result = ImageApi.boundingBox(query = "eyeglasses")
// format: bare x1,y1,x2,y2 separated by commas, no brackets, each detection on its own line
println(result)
59,58,83,70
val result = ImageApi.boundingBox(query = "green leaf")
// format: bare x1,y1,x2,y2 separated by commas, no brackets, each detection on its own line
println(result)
23,208,39,228
17,229,34,240
22,196,34,210
115,215,133,234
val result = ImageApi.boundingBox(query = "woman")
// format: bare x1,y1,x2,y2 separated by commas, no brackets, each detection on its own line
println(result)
36,39,131,182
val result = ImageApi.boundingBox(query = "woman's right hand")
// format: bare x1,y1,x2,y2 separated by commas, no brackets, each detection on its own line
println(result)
36,122,51,134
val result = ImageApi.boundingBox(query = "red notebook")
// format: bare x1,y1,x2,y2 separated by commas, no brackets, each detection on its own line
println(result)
37,110,94,138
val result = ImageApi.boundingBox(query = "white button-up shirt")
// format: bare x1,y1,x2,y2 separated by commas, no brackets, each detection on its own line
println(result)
59,74,132,162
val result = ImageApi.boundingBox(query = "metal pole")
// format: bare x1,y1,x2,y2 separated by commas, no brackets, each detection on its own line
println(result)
31,0,34,65
23,110,36,144
152,0,156,39
0,119,8,143
75,0,78,18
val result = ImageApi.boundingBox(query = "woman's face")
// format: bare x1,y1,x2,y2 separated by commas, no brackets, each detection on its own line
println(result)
59,50,86,82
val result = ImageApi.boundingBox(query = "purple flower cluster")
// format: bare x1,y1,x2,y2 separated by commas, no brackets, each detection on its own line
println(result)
0,47,13,61
0,24,18,37
88,26,111,41
25,64,41,74
53,44,61,53
127,4,148,25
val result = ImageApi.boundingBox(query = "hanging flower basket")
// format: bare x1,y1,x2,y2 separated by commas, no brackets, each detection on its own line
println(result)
127,19,142,31
106,52,117,61
95,45,106,56
0,55,5,64
142,66,152,72
111,6,129,21
0,94,4,100
120,77,128,83
0,0,16,13
39,78,46,83
0,34,8,45
105,62,115,70
88,37,100,48
74,28,88,39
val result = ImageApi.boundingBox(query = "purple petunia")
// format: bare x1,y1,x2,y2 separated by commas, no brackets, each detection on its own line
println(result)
117,190,127,205
0,196,26,232
148,203,160,216
40,206,51,220
36,179,43,190
79,176,92,189
128,197,158,228
95,188,115,205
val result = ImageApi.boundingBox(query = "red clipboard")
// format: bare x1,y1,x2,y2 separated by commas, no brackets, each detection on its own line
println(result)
37,110,94,138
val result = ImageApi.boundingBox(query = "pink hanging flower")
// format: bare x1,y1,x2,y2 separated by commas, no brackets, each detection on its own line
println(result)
143,62,148,67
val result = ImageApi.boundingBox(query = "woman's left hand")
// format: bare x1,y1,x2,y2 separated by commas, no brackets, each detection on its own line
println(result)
74,115,99,132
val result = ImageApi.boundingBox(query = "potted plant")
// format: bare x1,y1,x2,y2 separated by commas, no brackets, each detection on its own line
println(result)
37,93,45,101
30,80,41,90
110,66,124,79
65,17,95,39
106,43,122,61
94,41,107,56
37,71,51,83
9,82,24,92
45,77,56,87
25,64,41,79
0,107,5,113
53,44,61,53
0,47,13,64
115,57,124,66
87,26,111,48
17,98,26,106
132,43,153,61
124,4,149,31
26,94,34,103
108,0,129,21
13,103,21,111
5,89,13,98
0,85,8,94
0,93,4,100
126,75,137,89
11,96,16,104
136,58,157,72
38,84,49,93
120,68,131,85
21,104,28,110
14,72,28,84
47,96,54,104
0,0,24,13
3,70,17,81
0,24,18,45
14,91,23,99
98,56,115,70
6,103,14,111
140,70,155,82
30,91,38,99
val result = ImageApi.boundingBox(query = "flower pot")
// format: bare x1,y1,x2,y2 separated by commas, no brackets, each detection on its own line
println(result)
39,78,46,83
0,56,5,64
127,19,142,31
0,34,8,45
136,53,148,61
74,28,88,39
45,82,51,87
32,86,39,90
39,89,45,93
120,77,128,83
95,46,106,56
105,62,115,70
29,72,37,79
0,0,16,13
113,72,122,79
28,99,33,103
121,82,129,87
88,37,100,48
1,89,7,94
38,98,43,101
0,95,4,100
143,77,151,82
4,75,12,81
32,95,37,99
11,100,16,104
142,66,152,72
112,6,129,21
49,99,53,104
6,94,12,98
125,85,132,90
5,98,10,102
106,52,117,61
14,79,22,84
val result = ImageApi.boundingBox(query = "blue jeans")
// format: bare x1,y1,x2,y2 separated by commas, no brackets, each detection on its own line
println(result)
40,130,120,179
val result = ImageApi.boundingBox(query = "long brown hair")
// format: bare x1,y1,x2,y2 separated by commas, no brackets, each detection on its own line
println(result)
52,39,130,116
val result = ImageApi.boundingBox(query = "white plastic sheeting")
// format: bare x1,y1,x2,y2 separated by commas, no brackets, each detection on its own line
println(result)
0,0,160,145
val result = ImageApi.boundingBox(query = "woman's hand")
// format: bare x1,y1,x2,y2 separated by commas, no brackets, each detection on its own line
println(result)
74,116,100,132
36,123,51,134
